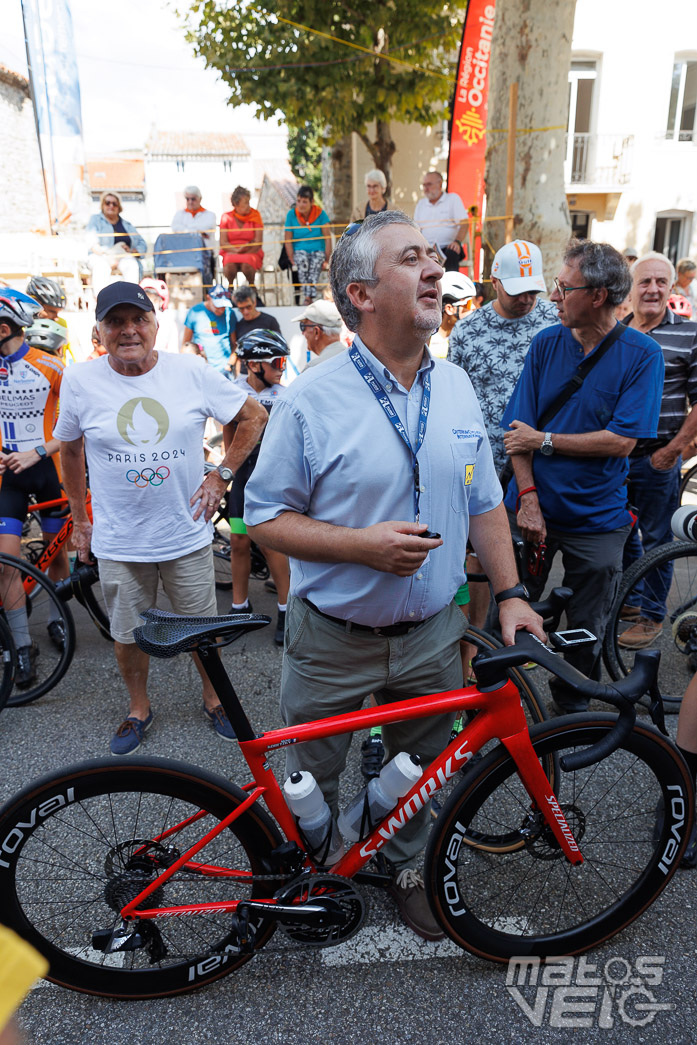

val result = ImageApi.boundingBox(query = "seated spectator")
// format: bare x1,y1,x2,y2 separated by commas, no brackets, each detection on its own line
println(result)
284,186,332,305
220,187,264,285
85,192,146,295
182,285,237,374
232,285,281,340
170,185,216,249
140,278,180,353
350,169,397,221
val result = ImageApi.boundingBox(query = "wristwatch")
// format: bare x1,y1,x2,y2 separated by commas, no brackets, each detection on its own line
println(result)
540,432,554,456
494,583,530,605
35,445,47,460
216,464,235,483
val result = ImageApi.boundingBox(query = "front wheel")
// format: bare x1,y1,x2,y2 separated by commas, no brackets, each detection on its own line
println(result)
0,759,284,997
425,715,693,961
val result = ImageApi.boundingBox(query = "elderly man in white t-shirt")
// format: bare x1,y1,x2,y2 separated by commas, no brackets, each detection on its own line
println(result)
170,185,217,248
55,282,267,755
414,171,468,272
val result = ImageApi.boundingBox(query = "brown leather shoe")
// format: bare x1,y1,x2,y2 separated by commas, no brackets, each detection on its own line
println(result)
388,868,444,941
618,617,663,649
619,603,641,622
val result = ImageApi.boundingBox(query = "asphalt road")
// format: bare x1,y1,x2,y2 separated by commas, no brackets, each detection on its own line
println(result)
2,576,697,1045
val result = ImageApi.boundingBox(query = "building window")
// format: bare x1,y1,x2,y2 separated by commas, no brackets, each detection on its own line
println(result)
223,160,233,173
565,60,597,183
653,212,693,266
666,59,697,142
570,212,591,240
176,159,186,173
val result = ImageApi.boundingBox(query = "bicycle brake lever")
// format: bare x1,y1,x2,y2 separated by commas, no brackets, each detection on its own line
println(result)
647,682,668,737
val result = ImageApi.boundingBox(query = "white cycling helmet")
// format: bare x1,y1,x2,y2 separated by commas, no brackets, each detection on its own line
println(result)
440,272,476,305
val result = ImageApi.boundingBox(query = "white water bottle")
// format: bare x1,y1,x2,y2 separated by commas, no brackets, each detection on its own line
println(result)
337,752,423,843
284,771,345,866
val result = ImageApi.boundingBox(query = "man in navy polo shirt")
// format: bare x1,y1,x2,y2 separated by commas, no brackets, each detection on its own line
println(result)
502,240,664,713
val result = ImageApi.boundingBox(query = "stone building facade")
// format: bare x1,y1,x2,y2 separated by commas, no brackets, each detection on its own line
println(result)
0,66,50,234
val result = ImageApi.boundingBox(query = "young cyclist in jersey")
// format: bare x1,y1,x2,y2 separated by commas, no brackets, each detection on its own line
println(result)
229,329,290,644
0,289,69,687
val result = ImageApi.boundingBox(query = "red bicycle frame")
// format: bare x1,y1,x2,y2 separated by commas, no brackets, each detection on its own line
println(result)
21,492,93,594
120,677,582,922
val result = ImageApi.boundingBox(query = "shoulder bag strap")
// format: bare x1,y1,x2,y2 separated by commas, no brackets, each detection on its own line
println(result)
537,322,625,430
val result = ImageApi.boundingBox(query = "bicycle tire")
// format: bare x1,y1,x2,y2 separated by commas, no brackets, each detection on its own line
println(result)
679,460,697,506
0,758,285,998
426,714,693,962
0,612,17,712
0,553,76,707
603,541,697,707
70,563,113,641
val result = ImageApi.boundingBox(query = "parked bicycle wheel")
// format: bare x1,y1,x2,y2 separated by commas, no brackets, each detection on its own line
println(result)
0,552,76,707
679,460,697,506
212,529,232,591
603,541,697,708
0,612,17,712
426,714,692,961
0,758,284,998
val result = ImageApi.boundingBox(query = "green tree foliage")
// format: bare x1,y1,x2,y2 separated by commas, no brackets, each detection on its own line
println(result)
287,119,324,194
181,1,463,189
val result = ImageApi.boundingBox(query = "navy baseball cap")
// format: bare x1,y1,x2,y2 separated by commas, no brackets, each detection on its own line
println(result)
95,282,156,321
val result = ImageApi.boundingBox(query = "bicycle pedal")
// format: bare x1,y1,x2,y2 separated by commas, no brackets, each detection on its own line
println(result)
92,924,144,953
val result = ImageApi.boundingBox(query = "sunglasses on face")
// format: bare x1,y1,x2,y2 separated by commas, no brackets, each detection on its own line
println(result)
299,322,319,332
266,356,286,371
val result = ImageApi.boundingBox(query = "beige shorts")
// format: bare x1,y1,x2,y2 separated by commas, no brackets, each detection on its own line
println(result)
99,543,218,644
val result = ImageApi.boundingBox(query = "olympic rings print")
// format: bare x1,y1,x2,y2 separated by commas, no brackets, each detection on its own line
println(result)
125,466,171,489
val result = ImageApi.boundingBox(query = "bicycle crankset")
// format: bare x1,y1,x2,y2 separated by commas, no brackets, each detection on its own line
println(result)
273,873,366,946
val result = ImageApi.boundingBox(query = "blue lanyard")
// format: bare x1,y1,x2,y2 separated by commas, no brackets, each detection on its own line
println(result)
349,345,430,520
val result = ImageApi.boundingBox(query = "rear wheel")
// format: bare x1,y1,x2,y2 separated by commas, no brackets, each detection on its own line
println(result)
0,612,17,712
0,552,76,706
426,715,693,961
0,759,284,997
603,541,697,709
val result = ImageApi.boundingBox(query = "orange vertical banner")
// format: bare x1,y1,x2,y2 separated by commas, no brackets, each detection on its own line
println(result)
447,1,496,278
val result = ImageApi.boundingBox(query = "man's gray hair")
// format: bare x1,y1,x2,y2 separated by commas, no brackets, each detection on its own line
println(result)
184,185,202,199
677,257,697,276
329,210,419,331
564,239,631,307
233,285,257,305
630,251,676,284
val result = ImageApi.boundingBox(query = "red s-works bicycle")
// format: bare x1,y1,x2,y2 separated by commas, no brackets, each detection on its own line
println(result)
0,611,691,998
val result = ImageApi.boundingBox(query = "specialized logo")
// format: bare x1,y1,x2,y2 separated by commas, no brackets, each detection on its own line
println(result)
126,466,171,488
117,397,169,446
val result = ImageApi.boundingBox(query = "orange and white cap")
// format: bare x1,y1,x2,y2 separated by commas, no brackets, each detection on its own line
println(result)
491,240,546,295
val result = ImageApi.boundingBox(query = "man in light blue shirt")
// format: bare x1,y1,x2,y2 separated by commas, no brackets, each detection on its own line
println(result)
245,211,542,941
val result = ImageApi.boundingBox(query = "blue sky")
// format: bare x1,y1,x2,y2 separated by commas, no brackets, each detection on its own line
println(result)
2,0,287,158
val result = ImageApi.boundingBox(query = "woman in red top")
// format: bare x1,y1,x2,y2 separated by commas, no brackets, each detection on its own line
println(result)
219,186,264,284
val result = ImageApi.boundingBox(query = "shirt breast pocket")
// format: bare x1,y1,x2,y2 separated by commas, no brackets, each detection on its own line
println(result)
450,441,477,513
592,387,619,428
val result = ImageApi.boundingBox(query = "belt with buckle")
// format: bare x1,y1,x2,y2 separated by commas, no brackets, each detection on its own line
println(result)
303,599,432,637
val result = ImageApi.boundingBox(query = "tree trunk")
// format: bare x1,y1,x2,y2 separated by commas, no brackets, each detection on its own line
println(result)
357,121,396,199
485,0,575,284
322,135,353,226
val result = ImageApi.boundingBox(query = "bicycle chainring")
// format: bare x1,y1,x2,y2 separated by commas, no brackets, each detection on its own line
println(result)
274,873,366,947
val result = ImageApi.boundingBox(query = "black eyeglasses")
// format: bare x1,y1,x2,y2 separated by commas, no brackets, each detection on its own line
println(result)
554,278,594,299
299,322,319,332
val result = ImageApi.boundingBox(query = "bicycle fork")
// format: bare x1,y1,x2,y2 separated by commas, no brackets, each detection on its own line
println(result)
501,729,584,865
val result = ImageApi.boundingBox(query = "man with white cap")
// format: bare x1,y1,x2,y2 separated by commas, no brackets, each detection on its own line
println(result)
449,240,557,475
294,300,346,370
448,240,557,647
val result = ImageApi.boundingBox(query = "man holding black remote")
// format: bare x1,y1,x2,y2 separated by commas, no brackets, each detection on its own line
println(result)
245,211,543,941
502,240,664,714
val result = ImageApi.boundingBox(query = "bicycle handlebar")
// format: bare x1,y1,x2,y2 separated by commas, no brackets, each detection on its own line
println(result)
472,632,662,772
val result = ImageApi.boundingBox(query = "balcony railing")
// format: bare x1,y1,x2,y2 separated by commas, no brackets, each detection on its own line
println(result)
564,133,634,187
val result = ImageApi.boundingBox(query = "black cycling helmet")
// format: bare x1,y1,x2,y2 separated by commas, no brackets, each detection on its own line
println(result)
235,329,290,360
26,276,66,310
